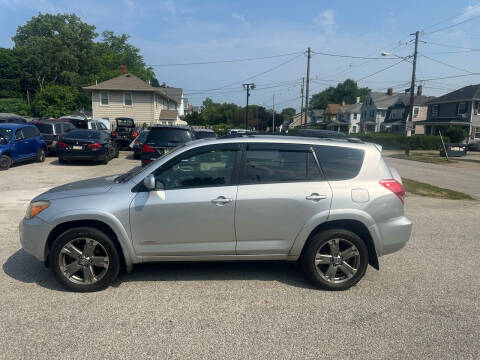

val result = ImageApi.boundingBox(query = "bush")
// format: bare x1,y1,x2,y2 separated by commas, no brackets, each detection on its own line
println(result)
355,133,449,150
0,97,30,116
31,85,78,118
444,127,467,143
211,123,232,136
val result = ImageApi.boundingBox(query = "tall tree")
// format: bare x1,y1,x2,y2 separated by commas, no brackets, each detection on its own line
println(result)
309,79,370,109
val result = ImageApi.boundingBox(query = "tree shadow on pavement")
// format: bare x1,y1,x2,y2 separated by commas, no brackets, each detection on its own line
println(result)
4,249,317,291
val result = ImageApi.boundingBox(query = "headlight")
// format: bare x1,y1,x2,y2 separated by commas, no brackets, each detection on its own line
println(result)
25,201,50,219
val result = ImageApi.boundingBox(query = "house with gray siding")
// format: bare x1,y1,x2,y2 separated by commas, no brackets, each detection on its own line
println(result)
419,84,480,142
360,89,401,133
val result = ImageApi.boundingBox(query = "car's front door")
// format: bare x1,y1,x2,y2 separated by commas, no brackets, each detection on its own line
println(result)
130,144,240,256
235,143,332,255
13,129,30,159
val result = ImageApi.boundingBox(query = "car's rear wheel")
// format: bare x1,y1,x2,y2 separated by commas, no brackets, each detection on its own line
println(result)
301,229,368,291
36,148,46,162
50,227,120,292
0,154,12,170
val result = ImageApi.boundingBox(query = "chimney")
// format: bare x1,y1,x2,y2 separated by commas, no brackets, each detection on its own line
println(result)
148,80,151,85
342,99,346,106
417,85,422,96
356,96,360,103
120,65,127,74
387,88,393,96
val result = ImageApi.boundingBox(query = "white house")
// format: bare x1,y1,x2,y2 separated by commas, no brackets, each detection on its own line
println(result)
360,89,401,133
83,72,186,127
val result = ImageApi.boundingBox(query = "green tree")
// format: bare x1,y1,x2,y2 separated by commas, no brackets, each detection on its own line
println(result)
0,98,30,115
309,79,370,109
281,107,296,117
0,48,22,98
31,85,78,117
445,127,467,143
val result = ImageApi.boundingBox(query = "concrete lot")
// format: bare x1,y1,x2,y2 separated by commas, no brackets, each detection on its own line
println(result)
0,153,479,359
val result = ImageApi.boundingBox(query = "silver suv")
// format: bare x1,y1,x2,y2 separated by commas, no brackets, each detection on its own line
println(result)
20,136,412,292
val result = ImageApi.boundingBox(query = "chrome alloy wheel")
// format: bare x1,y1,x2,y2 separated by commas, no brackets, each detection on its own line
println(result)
58,238,110,285
314,238,360,284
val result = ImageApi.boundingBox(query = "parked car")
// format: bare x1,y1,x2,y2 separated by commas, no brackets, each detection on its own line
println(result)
467,142,480,152
20,135,412,292
112,117,140,148
193,128,217,139
32,120,76,153
0,123,47,170
130,130,150,159
60,117,109,132
141,125,194,166
0,113,27,124
56,129,119,164
93,118,111,131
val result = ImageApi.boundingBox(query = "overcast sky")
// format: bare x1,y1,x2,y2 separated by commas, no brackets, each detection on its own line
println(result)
1,0,480,110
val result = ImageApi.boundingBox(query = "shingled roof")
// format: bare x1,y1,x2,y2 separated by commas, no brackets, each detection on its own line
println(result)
369,92,402,109
162,87,183,104
428,84,480,104
83,73,176,103
159,109,179,120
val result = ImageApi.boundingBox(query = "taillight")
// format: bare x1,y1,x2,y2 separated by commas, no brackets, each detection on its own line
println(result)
87,142,101,150
111,131,117,137
134,140,139,145
132,131,138,138
142,144,155,153
57,141,68,149
380,179,406,204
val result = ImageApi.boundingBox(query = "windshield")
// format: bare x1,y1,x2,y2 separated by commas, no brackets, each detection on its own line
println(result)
115,143,187,183
147,128,193,143
116,118,134,127
66,130,101,139
34,123,53,134
0,128,13,143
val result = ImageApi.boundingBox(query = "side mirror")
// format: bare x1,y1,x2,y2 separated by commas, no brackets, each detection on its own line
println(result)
143,174,156,191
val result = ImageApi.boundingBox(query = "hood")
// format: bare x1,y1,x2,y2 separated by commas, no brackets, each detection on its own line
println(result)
34,175,118,201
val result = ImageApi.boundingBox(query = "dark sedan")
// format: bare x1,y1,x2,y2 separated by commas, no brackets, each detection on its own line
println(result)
130,130,150,159
56,130,119,164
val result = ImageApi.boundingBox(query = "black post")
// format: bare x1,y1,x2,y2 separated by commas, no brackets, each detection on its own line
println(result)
304,47,311,125
406,31,419,156
243,83,255,129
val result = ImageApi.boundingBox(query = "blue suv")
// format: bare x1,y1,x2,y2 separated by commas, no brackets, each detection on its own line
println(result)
0,123,47,170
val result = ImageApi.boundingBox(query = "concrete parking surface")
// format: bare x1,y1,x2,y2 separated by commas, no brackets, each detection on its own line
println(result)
0,153,479,359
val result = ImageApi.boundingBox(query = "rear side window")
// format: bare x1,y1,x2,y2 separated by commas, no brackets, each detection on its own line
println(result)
66,130,101,140
314,145,364,180
54,124,62,134
241,149,322,184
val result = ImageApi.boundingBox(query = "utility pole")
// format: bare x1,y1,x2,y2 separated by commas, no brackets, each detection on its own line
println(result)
272,94,275,133
243,83,255,130
304,47,311,126
300,77,305,125
406,31,420,156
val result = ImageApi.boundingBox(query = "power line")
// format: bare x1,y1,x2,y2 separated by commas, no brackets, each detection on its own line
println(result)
421,4,480,31
424,13,480,36
147,51,303,66
419,73,480,81
422,40,480,51
311,50,395,60
356,59,408,82
421,54,475,74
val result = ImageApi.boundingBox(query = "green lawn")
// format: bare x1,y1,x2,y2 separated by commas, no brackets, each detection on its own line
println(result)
403,178,474,200
389,153,456,165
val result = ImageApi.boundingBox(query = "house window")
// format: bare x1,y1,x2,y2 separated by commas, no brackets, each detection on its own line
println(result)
353,113,357,120
475,127,480,139
100,91,109,106
124,92,133,106
352,125,357,133
413,107,419,118
458,102,466,114
432,105,439,117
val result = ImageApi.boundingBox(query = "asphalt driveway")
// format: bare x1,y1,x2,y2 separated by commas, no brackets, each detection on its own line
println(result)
0,152,478,359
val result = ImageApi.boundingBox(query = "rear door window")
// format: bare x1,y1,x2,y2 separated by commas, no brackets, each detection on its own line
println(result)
54,123,62,134
240,145,322,184
35,123,53,134
23,126,37,139
314,145,365,180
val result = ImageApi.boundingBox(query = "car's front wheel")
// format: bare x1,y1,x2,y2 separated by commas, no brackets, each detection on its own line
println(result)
36,148,46,162
50,227,120,292
301,229,368,291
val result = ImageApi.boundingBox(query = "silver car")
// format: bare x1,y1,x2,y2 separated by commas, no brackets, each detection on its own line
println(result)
20,136,412,292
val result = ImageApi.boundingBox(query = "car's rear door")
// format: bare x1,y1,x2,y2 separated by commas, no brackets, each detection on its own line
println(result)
235,143,332,255
130,143,241,256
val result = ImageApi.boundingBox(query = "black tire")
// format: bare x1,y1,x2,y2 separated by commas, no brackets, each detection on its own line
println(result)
0,154,12,170
36,147,46,162
114,145,119,158
101,153,110,164
133,153,140,159
58,157,67,164
301,229,368,291
50,227,120,292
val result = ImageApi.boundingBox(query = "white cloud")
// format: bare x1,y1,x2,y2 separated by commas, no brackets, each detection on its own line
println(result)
314,8,335,32
124,0,134,10
456,4,480,22
232,12,249,26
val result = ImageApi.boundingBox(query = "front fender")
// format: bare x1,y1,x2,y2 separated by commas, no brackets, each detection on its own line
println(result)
287,209,382,258
43,209,138,270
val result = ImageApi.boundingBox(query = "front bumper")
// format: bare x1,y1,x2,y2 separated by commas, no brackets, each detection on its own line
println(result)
19,216,52,262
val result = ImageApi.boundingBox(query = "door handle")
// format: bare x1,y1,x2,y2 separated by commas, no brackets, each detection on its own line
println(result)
306,193,327,201
211,196,233,206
